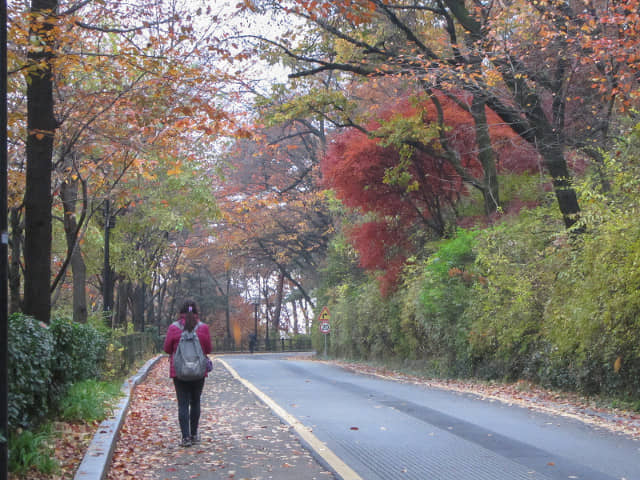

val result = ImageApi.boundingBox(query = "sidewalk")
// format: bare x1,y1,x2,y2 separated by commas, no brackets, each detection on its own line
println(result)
105,357,335,480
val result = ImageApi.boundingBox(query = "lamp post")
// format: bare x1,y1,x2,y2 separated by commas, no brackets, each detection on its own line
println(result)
102,199,117,318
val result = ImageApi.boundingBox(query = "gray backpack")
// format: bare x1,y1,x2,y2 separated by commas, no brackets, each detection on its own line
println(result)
173,321,207,381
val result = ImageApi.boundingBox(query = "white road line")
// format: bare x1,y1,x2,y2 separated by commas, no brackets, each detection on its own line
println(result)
217,357,363,480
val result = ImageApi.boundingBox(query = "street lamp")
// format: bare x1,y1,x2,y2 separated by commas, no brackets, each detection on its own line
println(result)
102,199,116,316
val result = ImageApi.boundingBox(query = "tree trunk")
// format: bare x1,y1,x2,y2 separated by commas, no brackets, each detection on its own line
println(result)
157,276,168,329
146,291,155,327
8,208,22,314
70,248,87,322
272,270,285,337
60,177,87,323
292,299,299,335
159,249,181,329
225,269,231,342
115,280,129,330
303,299,310,333
133,282,145,332
539,138,581,229
24,0,58,323
262,283,271,345
471,95,499,215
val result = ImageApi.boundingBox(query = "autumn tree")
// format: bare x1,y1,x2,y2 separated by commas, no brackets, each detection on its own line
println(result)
22,0,57,322
9,0,238,322
323,91,539,291
239,0,640,231
211,112,333,337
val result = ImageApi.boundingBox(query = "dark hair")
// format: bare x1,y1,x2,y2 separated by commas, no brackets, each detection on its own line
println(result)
179,300,199,332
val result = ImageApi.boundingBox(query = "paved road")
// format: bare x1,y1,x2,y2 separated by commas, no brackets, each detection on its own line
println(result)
220,353,640,480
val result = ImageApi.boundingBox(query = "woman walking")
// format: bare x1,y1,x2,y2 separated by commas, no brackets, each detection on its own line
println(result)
164,300,212,447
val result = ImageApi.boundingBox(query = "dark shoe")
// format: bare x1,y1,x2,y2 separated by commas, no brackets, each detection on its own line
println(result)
191,434,201,444
181,437,192,447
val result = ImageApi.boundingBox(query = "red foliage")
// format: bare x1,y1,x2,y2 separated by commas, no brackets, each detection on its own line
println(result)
322,91,540,293
323,93,539,220
347,221,409,296
422,92,540,175
348,221,407,271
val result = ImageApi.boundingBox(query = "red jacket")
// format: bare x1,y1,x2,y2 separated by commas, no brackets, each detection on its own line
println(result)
163,315,212,378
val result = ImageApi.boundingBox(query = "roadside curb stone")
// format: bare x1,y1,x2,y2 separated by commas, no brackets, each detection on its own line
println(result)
73,354,164,480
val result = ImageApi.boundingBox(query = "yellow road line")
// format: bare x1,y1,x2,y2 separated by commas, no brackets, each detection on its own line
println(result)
217,358,363,480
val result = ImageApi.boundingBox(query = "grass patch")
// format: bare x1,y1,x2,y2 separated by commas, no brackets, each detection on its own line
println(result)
9,379,123,477
9,426,59,476
58,379,123,423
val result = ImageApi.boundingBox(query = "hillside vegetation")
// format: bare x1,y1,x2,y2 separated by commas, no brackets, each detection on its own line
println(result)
315,125,640,402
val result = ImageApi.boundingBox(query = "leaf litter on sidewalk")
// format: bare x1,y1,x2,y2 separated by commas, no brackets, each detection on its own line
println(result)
107,357,333,480
324,360,640,440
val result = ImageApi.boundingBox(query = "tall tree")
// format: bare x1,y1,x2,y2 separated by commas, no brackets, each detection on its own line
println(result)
215,118,333,310
23,0,57,322
105,152,219,331
9,0,238,320
242,0,640,230
322,91,538,291
1,0,8,475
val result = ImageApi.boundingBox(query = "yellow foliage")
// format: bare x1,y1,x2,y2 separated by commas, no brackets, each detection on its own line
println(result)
614,356,622,373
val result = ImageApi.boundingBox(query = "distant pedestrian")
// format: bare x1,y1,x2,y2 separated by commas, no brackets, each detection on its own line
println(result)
164,300,212,447
249,332,257,353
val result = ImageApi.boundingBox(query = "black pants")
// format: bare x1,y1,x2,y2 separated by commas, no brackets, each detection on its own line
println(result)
173,377,205,440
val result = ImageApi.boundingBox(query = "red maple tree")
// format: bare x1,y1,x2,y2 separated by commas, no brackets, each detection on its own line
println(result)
322,91,539,293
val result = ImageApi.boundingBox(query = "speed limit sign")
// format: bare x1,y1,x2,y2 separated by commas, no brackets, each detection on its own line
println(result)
320,321,330,334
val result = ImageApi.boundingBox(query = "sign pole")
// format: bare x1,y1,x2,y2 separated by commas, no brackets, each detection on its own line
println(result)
323,332,327,358
318,306,330,358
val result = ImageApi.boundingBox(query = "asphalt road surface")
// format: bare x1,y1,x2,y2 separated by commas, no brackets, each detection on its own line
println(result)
220,353,640,480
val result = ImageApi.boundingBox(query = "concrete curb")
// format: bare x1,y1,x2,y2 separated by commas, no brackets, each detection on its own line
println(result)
73,354,164,480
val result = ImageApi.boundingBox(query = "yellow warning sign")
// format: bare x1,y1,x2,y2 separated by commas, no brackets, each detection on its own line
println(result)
318,306,330,321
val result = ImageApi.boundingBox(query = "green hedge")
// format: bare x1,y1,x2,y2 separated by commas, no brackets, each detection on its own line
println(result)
316,124,640,401
317,230,478,375
8,315,55,430
49,316,108,402
317,210,640,400
8,314,109,430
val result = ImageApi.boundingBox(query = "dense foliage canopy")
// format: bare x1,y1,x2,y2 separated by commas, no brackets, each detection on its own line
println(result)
6,0,640,408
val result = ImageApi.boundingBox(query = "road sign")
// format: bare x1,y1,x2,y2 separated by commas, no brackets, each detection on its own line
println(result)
318,306,330,322
320,321,330,334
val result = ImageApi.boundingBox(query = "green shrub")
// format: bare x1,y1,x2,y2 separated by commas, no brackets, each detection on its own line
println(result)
9,426,59,476
49,316,109,403
322,282,370,359
8,314,55,429
416,229,478,376
539,127,640,396
8,313,110,431
317,229,479,373
465,207,564,381
544,211,640,396
379,229,480,377
315,233,367,357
